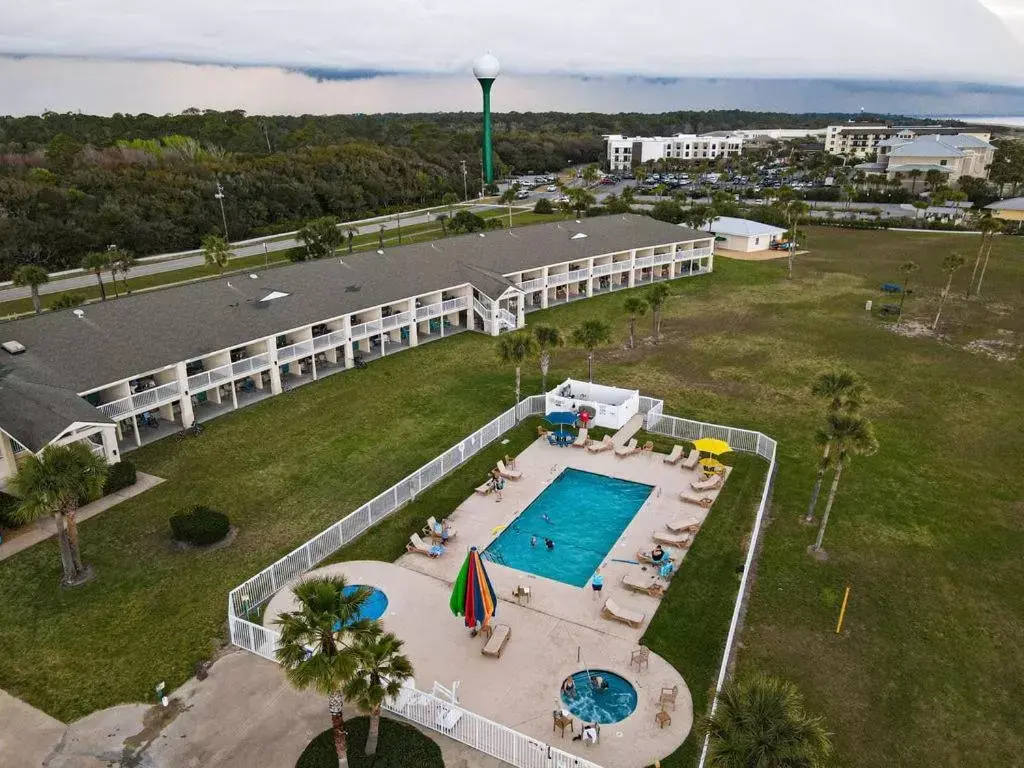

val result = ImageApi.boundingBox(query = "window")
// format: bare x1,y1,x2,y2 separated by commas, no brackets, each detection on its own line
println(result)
940,160,948,166
754,237,760,245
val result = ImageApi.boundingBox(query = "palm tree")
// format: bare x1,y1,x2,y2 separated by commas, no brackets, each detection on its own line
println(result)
932,252,965,331
804,370,863,524
80,251,109,301
974,218,1003,298
907,168,923,193
704,674,832,768
623,297,648,349
105,251,121,298
895,260,919,328
571,320,611,382
621,185,636,205
114,251,136,294
645,283,670,343
10,443,108,586
966,216,1000,298
202,233,232,273
495,330,537,404
12,264,49,314
925,168,944,191
783,200,809,279
811,414,878,553
275,577,373,768
343,626,414,756
441,191,459,215
533,325,563,393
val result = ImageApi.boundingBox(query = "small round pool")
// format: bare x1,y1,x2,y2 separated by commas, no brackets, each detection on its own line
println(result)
333,585,389,630
559,670,638,724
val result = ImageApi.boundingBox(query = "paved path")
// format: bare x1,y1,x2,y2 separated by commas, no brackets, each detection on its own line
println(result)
0,473,163,562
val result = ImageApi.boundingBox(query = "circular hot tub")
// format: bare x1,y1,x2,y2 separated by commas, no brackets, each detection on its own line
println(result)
332,585,389,630
559,670,638,724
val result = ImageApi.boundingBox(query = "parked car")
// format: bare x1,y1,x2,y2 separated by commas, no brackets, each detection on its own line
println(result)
515,190,530,199
547,185,557,192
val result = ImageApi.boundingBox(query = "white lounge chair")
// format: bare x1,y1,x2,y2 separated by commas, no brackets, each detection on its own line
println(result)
691,474,723,492
406,533,445,558
475,480,493,495
481,624,511,658
653,530,692,548
663,445,683,464
587,435,614,453
601,598,646,628
679,492,714,508
496,460,521,480
572,428,589,448
621,572,665,598
666,518,701,535
681,449,700,470
614,438,638,458
637,549,673,566
422,517,457,540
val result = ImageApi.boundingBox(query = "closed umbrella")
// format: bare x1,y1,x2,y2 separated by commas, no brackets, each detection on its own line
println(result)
450,547,498,630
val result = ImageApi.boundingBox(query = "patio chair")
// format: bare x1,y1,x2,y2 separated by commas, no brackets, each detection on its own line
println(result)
659,685,678,711
614,438,638,458
636,549,674,566
475,480,493,495
681,449,700,469
572,428,589,448
587,435,614,453
496,460,522,480
691,474,723,492
406,533,445,558
666,519,701,535
422,517,457,540
679,493,715,508
601,598,646,628
653,531,693,548
537,425,550,438
621,572,665,598
481,624,511,658
663,445,683,465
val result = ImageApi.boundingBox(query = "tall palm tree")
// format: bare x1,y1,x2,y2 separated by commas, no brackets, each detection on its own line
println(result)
571,320,611,382
623,297,648,349
704,674,832,768
907,168,923,193
105,251,121,298
581,164,600,187
895,260,919,328
343,626,414,756
533,325,563,393
932,252,965,330
10,443,108,586
621,185,636,205
12,264,49,314
803,370,863,524
114,251,136,294
966,216,1000,298
495,330,537,404
783,200,809,279
80,251,109,300
201,233,232,273
645,283,671,343
811,414,878,552
974,219,1003,298
275,577,373,768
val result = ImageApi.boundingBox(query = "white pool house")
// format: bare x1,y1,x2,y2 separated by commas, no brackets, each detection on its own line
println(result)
545,379,640,429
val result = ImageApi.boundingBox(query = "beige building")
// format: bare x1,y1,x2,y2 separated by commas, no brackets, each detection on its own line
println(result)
985,197,1024,228
855,133,995,184
825,124,991,158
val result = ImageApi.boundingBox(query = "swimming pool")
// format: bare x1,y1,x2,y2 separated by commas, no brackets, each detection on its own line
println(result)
333,585,389,630
560,670,638,724
483,468,653,587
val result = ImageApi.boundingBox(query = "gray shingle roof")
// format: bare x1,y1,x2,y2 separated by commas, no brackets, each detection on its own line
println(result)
0,370,112,452
1,215,705,394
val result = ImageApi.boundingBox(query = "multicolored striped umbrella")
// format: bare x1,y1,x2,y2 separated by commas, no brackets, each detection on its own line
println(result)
449,547,498,629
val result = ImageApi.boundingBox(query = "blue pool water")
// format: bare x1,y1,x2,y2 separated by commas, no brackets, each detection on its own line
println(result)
483,468,653,587
560,670,639,724
333,585,388,630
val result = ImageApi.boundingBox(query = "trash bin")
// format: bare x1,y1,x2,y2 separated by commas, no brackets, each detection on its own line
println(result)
864,300,873,311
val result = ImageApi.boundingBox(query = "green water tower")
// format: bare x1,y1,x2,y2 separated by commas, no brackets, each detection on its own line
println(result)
473,54,500,188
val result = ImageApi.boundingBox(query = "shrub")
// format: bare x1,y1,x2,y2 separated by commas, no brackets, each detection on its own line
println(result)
533,198,554,214
170,505,230,546
102,460,136,495
296,717,443,768
51,293,86,310
0,491,21,529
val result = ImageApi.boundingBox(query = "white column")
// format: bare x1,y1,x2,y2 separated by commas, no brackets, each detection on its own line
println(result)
407,299,418,347
628,249,637,288
132,416,142,447
707,240,715,273
540,267,549,309
489,302,500,337
586,258,595,298
177,362,195,428
342,316,355,367
99,426,119,463
668,244,677,279
0,432,18,480
267,338,283,395
516,294,525,328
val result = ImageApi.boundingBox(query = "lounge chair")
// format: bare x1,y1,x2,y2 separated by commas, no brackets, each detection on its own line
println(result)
666,518,701,535
406,533,445,558
587,435,614,453
637,549,673,565
422,517,457,540
663,445,683,464
496,460,522,481
475,480,493,496
691,474,723,492
601,598,646,628
653,531,692,548
679,493,714,508
641,440,654,453
614,438,638,458
621,572,665,598
537,425,550,438
681,449,700,470
572,428,589,448
481,624,511,658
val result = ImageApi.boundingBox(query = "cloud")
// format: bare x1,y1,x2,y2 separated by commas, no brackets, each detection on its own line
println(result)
0,0,1022,84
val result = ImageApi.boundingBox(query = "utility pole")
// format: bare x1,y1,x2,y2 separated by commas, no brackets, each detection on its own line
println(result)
214,181,229,240
461,159,468,201
261,121,272,153
396,211,402,244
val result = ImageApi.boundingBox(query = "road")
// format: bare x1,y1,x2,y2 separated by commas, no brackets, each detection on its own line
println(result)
0,203,496,303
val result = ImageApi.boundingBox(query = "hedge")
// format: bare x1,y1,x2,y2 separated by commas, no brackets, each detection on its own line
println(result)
102,460,136,495
169,505,230,546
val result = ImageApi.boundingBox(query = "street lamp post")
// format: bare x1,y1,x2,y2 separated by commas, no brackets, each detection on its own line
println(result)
214,181,229,240
461,159,468,201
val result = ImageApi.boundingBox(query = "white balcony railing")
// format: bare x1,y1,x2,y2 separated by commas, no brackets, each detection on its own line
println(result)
276,339,313,364
187,363,233,392
442,296,468,314
130,380,180,411
232,353,271,377
591,263,614,277
653,251,675,265
382,311,413,331
566,267,591,282
472,299,490,320
610,260,632,273
518,277,545,293
546,272,571,287
635,254,655,268
98,396,133,420
350,319,383,341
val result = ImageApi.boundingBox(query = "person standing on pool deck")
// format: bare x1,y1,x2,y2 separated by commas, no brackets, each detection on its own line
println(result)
591,568,604,599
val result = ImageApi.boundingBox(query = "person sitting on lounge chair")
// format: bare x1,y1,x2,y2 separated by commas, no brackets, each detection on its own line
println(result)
651,544,666,563
573,722,600,744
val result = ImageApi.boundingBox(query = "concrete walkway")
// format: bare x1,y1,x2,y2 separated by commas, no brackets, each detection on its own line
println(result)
0,472,163,562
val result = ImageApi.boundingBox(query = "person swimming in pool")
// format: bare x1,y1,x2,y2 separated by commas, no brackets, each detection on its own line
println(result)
590,674,609,691
545,538,555,550
561,676,576,698
542,512,553,524
530,535,537,547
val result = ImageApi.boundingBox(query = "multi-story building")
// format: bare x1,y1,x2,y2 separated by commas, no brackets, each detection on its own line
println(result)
824,124,991,158
856,133,996,183
603,134,744,172
0,215,715,480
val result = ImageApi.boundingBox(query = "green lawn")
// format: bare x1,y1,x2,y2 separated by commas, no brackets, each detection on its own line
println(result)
0,227,1021,768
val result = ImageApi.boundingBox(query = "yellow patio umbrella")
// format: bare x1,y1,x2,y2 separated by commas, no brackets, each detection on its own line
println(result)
693,437,732,456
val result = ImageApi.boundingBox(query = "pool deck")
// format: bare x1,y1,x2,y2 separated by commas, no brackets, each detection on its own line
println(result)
264,436,730,768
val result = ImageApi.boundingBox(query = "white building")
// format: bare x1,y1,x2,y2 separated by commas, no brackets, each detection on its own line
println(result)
604,134,744,172
0,215,715,480
855,133,996,183
706,217,788,253
825,124,991,158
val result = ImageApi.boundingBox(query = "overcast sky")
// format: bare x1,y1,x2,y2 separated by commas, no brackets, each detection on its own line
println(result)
2,0,1023,84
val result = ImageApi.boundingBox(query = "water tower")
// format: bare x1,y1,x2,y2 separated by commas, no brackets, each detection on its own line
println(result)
473,54,500,187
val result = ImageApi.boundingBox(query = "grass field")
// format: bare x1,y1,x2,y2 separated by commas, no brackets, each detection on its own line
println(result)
0,226,1021,768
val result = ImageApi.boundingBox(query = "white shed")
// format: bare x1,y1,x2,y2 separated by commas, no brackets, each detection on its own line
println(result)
707,217,788,253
